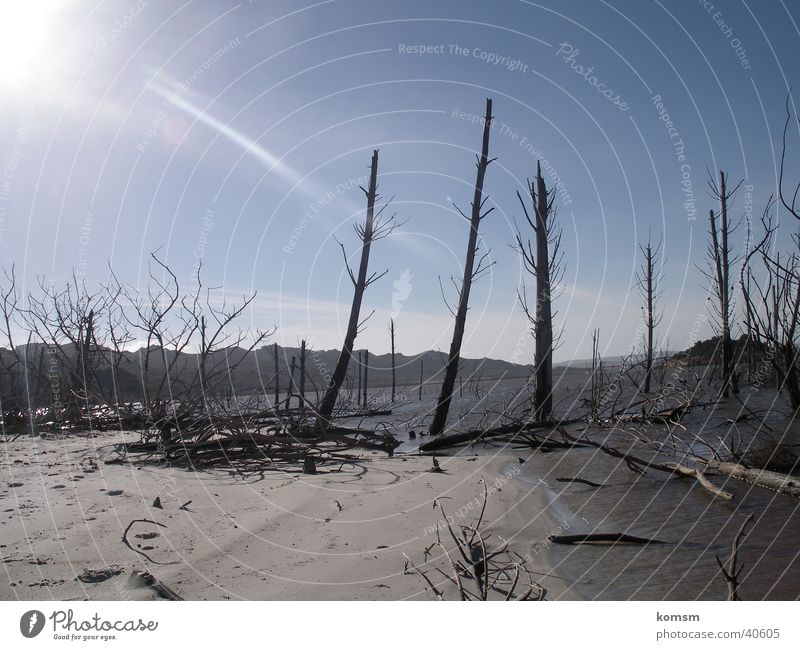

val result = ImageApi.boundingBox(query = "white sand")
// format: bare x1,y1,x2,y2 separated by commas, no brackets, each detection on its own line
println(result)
1,431,576,600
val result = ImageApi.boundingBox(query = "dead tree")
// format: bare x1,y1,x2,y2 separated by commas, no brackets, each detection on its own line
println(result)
355,351,362,402
429,98,495,437
635,235,663,393
703,170,742,398
20,273,113,426
389,319,396,401
591,329,600,419
109,253,198,427
0,267,29,427
362,349,369,406
742,219,757,382
514,161,563,421
182,273,272,411
316,150,399,428
741,200,800,410
286,356,296,409
418,358,424,401
299,339,306,411
272,342,280,408
738,97,800,410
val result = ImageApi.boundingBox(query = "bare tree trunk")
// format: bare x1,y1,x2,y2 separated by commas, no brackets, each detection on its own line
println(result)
286,357,297,410
429,98,494,437
317,150,381,428
299,339,306,412
514,161,561,421
707,171,740,398
390,319,396,402
356,351,362,403
273,342,279,408
81,309,94,393
645,249,654,393
591,329,599,420
636,237,662,394
532,164,553,420
362,349,369,406
199,315,207,399
719,171,734,396
418,358,424,401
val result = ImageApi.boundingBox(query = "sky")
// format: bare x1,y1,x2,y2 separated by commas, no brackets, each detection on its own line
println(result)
1,0,799,363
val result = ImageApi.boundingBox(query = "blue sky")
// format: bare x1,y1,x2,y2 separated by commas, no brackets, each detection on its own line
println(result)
1,0,799,362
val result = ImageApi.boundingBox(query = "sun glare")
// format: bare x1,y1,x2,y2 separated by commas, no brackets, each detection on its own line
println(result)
0,1,53,87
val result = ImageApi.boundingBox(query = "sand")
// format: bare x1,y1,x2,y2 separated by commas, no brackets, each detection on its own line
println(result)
0,430,576,601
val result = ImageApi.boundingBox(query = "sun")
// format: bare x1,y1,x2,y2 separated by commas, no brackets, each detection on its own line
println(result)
0,1,53,87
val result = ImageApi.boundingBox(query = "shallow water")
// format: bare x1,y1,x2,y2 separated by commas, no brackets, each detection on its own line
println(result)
518,446,800,600
352,376,800,600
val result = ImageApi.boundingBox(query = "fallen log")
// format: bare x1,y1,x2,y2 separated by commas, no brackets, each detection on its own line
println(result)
548,533,666,545
419,421,563,452
556,426,733,501
703,461,800,499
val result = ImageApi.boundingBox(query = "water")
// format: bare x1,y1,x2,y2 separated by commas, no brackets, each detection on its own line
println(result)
346,373,800,600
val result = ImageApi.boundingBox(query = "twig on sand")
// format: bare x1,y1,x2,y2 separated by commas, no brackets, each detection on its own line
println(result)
122,519,171,565
402,554,444,600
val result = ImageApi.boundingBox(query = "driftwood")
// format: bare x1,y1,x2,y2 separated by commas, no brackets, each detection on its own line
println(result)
549,533,666,545
703,461,800,499
419,421,559,452
668,463,734,501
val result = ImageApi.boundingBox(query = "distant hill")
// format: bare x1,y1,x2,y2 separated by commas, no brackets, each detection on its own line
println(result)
241,345,533,391
0,343,534,400
671,334,754,366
